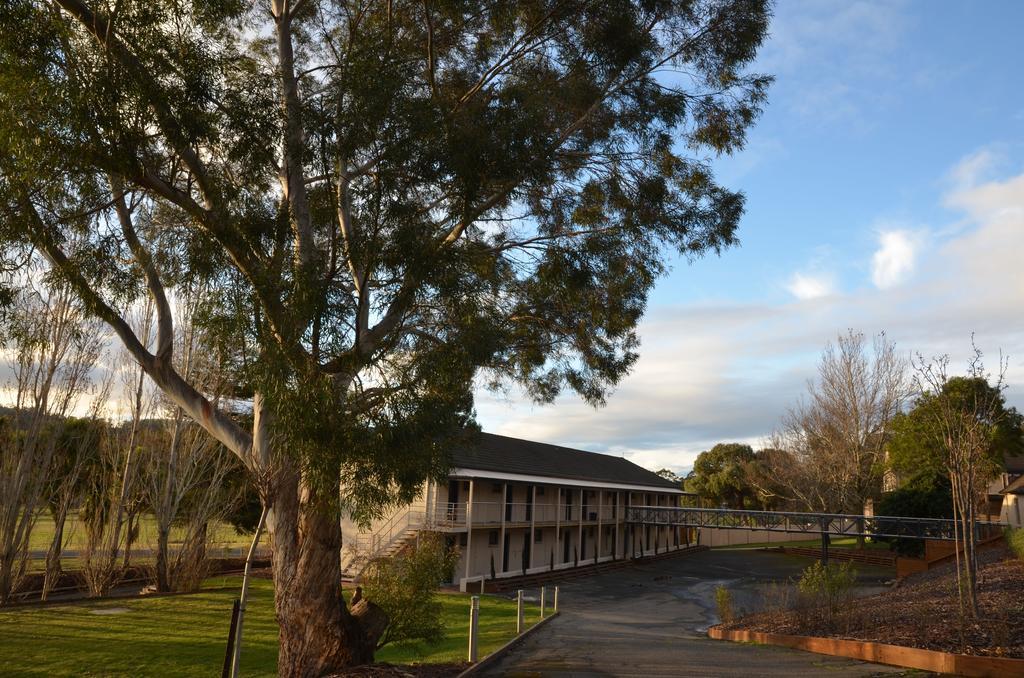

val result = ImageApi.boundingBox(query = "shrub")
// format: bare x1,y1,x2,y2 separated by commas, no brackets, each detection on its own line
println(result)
361,532,460,650
756,581,793,625
875,471,953,557
797,560,857,626
715,585,734,624
1007,527,1024,561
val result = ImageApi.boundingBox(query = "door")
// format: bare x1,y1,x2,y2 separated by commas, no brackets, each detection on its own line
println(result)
563,528,570,563
447,480,460,520
525,485,533,522
522,531,531,572
502,532,510,572
580,528,587,562
505,485,513,521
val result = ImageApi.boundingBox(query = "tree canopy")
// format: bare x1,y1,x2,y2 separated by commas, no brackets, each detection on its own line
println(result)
0,0,772,670
888,376,1024,482
685,442,759,509
1,0,771,514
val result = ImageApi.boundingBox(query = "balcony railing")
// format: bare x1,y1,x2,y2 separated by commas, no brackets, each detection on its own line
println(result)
415,501,626,528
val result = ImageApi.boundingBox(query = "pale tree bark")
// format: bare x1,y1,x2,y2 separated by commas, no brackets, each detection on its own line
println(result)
143,283,243,592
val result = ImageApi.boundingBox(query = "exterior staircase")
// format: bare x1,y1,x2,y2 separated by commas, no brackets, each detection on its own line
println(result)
341,507,425,580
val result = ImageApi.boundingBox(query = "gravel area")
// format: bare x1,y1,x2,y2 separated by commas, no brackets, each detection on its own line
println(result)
720,546,1024,658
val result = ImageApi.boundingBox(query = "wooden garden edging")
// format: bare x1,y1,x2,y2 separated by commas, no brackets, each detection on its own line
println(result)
707,626,1024,677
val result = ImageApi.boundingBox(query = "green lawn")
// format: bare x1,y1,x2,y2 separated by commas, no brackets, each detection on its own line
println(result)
714,536,892,551
0,576,540,676
28,514,253,553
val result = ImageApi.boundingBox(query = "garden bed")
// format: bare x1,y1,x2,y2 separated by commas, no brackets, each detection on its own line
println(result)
717,545,1024,659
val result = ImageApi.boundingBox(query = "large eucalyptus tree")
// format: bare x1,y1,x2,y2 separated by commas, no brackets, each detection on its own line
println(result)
0,0,770,672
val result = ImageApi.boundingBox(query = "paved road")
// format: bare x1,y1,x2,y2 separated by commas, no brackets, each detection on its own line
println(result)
480,549,910,677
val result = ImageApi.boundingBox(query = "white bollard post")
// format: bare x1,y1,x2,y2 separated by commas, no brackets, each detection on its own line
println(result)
516,589,524,634
540,586,546,618
554,586,559,612
468,596,480,662
480,578,485,595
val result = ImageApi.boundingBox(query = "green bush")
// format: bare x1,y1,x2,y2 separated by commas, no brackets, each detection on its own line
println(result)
1007,527,1024,561
715,585,734,624
361,532,460,651
797,560,857,625
875,471,952,557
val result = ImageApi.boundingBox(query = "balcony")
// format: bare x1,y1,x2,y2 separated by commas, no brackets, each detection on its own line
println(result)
423,501,624,530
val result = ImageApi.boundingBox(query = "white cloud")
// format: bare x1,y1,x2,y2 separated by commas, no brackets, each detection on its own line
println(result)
477,153,1024,475
871,229,919,289
785,272,835,300
947,148,1001,190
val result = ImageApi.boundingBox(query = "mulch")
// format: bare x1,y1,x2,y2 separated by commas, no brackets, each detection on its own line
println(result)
326,663,468,677
719,546,1024,658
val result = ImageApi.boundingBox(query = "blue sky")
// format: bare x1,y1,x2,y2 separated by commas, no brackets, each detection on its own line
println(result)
477,0,1024,474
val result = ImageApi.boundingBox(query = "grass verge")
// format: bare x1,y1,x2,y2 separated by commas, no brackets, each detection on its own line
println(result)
0,576,539,676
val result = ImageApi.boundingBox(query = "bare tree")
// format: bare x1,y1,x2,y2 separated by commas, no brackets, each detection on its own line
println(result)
768,331,908,535
80,302,157,596
40,381,110,600
908,346,1014,618
0,271,103,603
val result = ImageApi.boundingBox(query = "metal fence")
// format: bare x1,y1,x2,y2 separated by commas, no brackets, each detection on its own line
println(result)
625,505,1007,541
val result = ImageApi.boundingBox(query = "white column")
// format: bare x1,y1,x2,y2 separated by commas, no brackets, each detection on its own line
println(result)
555,487,562,566
498,483,507,575
464,479,475,582
529,485,537,570
577,488,583,565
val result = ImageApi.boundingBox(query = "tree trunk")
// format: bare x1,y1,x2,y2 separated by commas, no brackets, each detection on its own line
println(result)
155,525,170,592
41,506,69,601
267,469,374,676
122,510,136,570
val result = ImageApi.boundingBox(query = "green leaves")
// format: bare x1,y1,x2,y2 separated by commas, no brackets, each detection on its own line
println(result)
0,0,771,517
889,376,1024,480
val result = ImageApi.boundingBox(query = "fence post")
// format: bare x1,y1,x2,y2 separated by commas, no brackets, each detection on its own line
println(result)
230,505,267,678
221,599,241,678
516,589,524,634
553,586,559,612
540,586,546,618
468,596,480,662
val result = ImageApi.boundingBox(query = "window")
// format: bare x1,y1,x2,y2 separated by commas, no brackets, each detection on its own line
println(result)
492,483,503,493
537,486,545,496
459,533,468,547
534,529,543,543
489,530,499,546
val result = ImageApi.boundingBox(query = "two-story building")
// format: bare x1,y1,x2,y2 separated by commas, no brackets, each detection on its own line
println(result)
342,433,693,590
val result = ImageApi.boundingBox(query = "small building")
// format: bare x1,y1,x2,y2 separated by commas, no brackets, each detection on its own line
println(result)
988,453,1024,527
342,433,693,590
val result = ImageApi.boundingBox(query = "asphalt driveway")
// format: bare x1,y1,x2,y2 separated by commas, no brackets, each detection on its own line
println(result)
479,549,910,677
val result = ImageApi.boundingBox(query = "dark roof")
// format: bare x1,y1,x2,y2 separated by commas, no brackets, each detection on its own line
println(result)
451,433,684,491
1005,454,1024,474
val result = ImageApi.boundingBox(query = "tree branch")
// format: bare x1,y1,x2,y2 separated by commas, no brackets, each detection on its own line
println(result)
18,191,254,460
272,0,316,268
109,176,174,363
